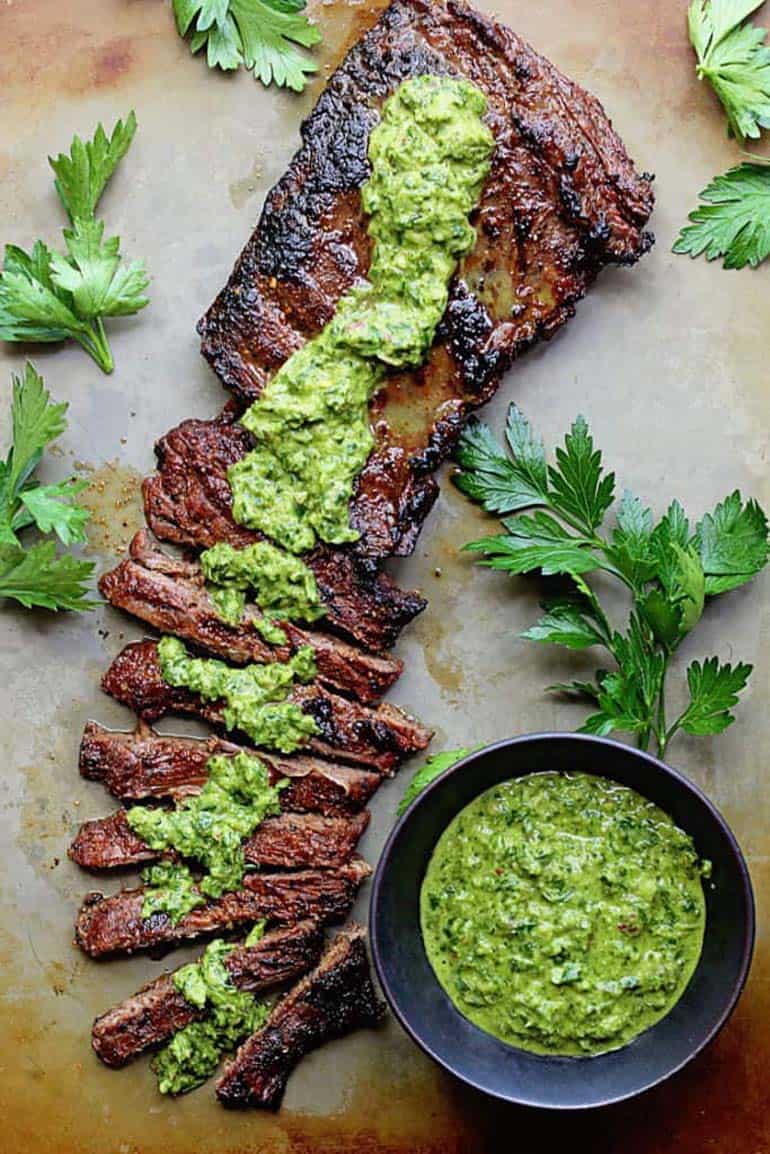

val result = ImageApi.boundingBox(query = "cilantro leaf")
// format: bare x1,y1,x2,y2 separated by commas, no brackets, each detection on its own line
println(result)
673,164,770,269
48,112,138,223
688,0,770,140
173,0,321,91
7,362,68,498
19,480,90,546
0,542,95,612
49,218,149,320
548,415,615,534
231,0,321,91
605,491,657,587
397,749,472,816
453,411,547,514
695,490,769,593
677,657,753,734
521,600,606,650
0,241,87,345
465,511,602,577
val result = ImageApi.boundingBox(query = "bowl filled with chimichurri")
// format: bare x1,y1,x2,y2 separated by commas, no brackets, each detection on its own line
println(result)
370,734,754,1110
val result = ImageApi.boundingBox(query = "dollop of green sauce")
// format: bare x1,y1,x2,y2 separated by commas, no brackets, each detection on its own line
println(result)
227,74,495,554
201,539,326,644
421,773,709,1057
152,926,269,1095
128,751,286,923
157,635,319,751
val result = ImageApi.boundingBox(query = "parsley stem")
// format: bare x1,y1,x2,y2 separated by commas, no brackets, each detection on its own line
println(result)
75,319,114,374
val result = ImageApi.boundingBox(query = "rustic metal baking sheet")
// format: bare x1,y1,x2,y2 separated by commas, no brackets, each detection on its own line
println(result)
0,0,768,1150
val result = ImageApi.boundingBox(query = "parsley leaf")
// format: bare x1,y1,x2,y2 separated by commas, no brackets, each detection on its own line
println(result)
688,0,770,140
677,658,753,734
173,0,321,91
0,115,148,373
0,364,94,611
457,404,768,756
673,163,770,269
397,749,472,816
48,112,138,223
695,489,769,592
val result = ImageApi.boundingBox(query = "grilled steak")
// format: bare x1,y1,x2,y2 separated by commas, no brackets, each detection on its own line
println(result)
75,858,371,958
79,721,382,813
142,411,427,650
101,639,432,773
92,920,324,1068
99,532,402,705
197,0,653,561
70,809,370,872
216,924,385,1109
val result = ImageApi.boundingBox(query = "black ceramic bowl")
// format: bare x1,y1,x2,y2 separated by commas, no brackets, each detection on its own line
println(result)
370,733,754,1110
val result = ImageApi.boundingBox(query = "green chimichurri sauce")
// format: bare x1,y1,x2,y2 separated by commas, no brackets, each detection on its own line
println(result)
200,539,326,644
157,634,319,751
227,74,495,554
421,773,709,1057
152,927,269,1095
128,751,286,923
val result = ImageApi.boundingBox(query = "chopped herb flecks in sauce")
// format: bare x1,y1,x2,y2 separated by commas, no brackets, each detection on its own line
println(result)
421,773,709,1056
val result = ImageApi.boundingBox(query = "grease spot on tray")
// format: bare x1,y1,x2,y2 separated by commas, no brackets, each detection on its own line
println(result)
229,157,265,210
75,460,145,560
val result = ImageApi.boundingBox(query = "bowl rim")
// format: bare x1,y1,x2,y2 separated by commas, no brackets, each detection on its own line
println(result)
369,731,756,1110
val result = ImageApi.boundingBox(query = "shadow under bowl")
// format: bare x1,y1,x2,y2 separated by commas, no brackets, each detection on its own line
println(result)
369,733,754,1110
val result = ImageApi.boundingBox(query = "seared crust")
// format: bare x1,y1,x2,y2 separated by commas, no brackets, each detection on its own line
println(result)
99,531,403,704
79,721,382,813
92,920,324,1068
75,859,371,958
100,639,432,774
216,924,385,1109
70,809,370,872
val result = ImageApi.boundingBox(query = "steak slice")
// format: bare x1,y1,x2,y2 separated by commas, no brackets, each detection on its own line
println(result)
75,858,371,958
216,924,385,1109
79,721,381,814
69,809,370,872
99,531,402,705
197,0,654,559
101,639,432,774
142,410,427,649
92,920,324,1068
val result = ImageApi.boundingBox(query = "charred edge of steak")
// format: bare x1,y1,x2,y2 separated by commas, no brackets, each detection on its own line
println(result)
78,721,383,814
75,859,371,959
99,534,403,705
100,639,432,774
91,920,324,1068
142,415,428,646
70,809,371,873
216,923,385,1110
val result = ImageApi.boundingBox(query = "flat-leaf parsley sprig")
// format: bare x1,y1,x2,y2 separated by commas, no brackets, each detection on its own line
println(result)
0,113,149,374
688,0,770,141
0,363,95,611
173,0,322,92
454,405,768,757
673,162,770,268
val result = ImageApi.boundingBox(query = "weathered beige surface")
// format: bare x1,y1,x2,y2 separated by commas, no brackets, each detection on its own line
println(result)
0,0,768,1150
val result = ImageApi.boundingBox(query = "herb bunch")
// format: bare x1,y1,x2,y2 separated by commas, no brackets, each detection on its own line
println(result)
0,114,149,374
455,405,768,757
173,0,321,92
0,364,94,611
